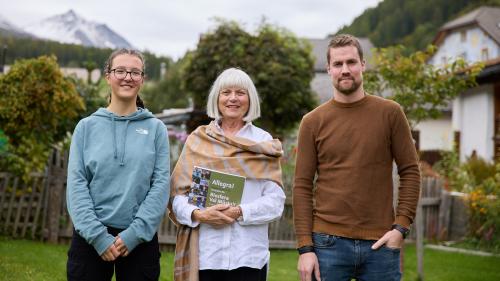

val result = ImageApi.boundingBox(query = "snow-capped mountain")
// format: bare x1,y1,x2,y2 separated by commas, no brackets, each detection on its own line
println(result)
24,10,133,49
0,14,33,38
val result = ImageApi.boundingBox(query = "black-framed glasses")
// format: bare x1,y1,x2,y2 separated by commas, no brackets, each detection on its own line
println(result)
110,68,144,81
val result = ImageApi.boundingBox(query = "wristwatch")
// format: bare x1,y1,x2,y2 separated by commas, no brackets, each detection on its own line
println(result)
391,224,410,239
297,245,315,255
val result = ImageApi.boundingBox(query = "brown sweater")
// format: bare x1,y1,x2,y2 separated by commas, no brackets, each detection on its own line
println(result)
293,95,421,248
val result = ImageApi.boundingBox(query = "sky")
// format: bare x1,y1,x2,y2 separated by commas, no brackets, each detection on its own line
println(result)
0,0,382,59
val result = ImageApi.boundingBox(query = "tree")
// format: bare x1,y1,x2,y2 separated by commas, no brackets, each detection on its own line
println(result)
82,60,98,84
0,129,7,155
68,76,108,118
182,20,317,136
0,56,85,177
364,45,483,128
0,34,172,80
335,0,496,52
142,57,190,114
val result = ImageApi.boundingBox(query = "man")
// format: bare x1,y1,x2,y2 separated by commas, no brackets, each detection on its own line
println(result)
293,34,421,281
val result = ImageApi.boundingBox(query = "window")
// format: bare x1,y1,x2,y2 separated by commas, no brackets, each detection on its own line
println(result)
454,131,461,157
460,30,467,42
481,48,489,61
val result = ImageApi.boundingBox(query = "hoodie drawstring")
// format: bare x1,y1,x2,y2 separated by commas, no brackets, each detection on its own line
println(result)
112,115,118,159
120,120,130,166
99,108,149,166
111,116,128,166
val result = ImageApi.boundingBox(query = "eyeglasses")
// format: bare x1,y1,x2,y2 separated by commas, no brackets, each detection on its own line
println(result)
110,68,144,81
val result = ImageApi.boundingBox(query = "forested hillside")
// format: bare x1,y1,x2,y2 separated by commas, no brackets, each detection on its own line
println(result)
0,33,171,80
337,0,500,51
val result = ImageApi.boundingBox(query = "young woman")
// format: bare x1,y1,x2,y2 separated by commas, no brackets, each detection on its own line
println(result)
66,49,170,281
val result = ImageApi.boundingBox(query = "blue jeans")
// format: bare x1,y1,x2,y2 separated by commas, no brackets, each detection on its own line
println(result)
312,232,401,281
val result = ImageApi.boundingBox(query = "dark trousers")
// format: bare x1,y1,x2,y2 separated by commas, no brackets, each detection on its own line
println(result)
199,264,267,281
67,228,160,281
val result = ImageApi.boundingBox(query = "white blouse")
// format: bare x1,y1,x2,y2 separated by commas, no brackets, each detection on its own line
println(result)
172,122,286,270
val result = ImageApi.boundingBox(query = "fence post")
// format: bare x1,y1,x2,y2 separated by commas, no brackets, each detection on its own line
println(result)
438,189,451,240
416,199,424,281
46,150,66,243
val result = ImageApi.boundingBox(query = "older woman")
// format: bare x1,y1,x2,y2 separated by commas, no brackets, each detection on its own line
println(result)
169,68,285,281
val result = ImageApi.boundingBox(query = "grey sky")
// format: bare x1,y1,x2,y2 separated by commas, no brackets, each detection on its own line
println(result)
0,0,381,59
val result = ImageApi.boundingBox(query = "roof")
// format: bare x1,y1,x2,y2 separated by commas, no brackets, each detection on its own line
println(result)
476,57,500,84
308,38,330,71
434,6,500,46
155,108,194,125
307,37,375,72
310,73,333,103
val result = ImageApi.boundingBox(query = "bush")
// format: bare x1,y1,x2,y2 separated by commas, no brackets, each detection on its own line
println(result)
0,129,7,155
466,164,500,252
463,157,497,187
281,139,297,193
434,147,470,192
435,151,500,251
0,56,84,177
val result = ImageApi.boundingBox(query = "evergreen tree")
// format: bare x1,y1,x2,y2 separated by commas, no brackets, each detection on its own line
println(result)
336,0,500,51
0,35,171,80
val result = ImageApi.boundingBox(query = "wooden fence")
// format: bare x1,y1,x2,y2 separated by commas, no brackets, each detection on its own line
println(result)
409,177,468,241
0,150,467,248
0,172,46,239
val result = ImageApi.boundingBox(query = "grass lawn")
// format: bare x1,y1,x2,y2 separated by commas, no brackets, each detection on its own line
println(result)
446,239,500,255
1,236,499,281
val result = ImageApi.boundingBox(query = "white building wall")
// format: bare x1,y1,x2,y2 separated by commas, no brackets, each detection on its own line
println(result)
430,26,499,66
415,117,454,150
458,85,495,161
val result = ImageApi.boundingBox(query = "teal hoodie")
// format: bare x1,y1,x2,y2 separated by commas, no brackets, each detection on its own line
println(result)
67,108,170,255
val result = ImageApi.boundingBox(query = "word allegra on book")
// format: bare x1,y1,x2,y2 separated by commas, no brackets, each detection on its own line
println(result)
188,166,246,208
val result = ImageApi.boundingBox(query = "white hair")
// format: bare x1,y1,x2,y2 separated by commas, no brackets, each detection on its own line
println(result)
206,68,261,122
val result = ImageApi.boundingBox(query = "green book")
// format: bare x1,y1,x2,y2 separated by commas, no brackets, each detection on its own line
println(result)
188,166,246,208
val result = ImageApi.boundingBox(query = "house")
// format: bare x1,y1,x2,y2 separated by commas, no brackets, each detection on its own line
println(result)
425,6,500,162
307,37,374,104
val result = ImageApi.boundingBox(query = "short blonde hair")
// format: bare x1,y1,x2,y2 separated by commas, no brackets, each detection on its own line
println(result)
206,68,261,122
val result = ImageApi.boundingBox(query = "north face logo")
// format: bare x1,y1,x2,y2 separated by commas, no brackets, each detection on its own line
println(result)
135,128,149,135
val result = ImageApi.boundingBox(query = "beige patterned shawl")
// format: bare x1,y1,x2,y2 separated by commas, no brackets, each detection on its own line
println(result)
168,121,283,281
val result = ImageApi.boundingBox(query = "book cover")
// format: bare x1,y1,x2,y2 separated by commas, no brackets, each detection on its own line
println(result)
188,166,246,208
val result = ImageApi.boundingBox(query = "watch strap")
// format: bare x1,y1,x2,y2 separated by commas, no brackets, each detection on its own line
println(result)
392,224,410,239
297,245,315,255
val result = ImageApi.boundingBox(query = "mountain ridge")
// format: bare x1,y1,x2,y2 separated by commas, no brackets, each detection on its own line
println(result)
0,14,34,38
15,9,134,49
